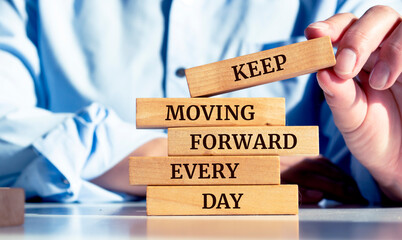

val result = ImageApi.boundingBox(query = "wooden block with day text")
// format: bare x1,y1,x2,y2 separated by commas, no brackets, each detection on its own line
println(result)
0,188,24,227
136,98,285,128
185,36,335,97
168,126,319,156
129,156,280,185
147,185,298,215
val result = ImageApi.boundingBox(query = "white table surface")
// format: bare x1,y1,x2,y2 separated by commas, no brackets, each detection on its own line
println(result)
1,202,402,239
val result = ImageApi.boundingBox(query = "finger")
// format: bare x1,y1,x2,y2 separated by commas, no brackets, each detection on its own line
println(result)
323,184,368,205
289,169,364,204
281,159,368,204
317,69,368,133
305,13,357,45
369,21,402,90
281,159,359,196
334,6,401,79
363,48,380,73
287,158,354,182
299,188,324,204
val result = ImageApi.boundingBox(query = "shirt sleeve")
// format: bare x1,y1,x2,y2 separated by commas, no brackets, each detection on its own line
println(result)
0,0,165,202
10,103,165,202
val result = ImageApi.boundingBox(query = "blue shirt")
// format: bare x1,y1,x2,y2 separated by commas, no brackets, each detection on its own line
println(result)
0,0,401,203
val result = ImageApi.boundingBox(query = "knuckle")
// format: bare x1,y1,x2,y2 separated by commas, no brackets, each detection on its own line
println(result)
367,5,399,17
331,12,356,20
387,41,402,54
339,12,357,20
343,29,371,53
384,41,402,61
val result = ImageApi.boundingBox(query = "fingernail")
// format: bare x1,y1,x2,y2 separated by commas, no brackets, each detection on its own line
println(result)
308,22,329,30
334,48,356,76
369,61,390,90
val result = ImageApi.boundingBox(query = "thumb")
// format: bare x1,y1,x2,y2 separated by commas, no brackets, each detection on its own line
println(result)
316,69,367,133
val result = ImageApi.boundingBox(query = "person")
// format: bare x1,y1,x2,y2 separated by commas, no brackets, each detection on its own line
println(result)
0,0,401,205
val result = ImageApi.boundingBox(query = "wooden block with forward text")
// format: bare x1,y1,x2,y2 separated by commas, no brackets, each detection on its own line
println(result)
147,185,298,215
185,36,335,97
136,98,285,128
0,188,24,227
129,156,280,185
168,126,319,156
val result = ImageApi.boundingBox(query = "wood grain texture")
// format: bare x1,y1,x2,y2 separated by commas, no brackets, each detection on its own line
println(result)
136,98,285,128
185,36,335,97
0,188,24,227
129,156,280,185
147,185,298,215
168,126,319,156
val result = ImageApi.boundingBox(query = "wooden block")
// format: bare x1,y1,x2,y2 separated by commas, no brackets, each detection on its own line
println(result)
185,36,335,97
0,188,24,227
129,156,280,185
136,98,285,128
146,185,298,215
168,126,319,156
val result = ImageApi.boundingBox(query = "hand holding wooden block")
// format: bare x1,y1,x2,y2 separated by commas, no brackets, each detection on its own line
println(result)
136,98,285,128
0,188,24,227
185,36,335,97
129,156,280,185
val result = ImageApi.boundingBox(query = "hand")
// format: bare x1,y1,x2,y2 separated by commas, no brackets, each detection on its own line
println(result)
281,157,367,204
305,6,402,201
91,138,168,196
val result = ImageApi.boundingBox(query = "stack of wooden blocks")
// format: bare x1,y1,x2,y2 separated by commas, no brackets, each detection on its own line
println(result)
130,36,336,216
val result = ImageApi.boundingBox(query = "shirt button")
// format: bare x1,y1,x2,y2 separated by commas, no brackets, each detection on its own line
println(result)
175,68,186,78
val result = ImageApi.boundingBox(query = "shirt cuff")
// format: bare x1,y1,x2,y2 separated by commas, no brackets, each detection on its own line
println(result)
20,103,165,202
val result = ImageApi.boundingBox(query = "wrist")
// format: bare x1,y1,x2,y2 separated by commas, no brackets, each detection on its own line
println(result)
369,164,402,202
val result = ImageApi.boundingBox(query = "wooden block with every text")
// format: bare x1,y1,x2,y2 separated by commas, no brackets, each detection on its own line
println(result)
136,98,285,128
185,36,336,97
129,156,279,185
0,188,24,227
147,185,298,216
168,126,319,156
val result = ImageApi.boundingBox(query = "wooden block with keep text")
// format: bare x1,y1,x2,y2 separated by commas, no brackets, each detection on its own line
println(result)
147,185,298,216
136,98,285,128
0,188,24,227
129,156,280,185
168,126,319,156
185,36,335,97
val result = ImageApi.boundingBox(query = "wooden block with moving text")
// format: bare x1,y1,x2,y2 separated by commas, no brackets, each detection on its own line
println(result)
185,36,335,97
147,185,298,216
136,98,285,128
168,126,319,156
129,156,279,185
0,188,24,227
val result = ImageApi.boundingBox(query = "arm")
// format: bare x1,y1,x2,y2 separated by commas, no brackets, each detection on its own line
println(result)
91,138,168,197
0,1,165,202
